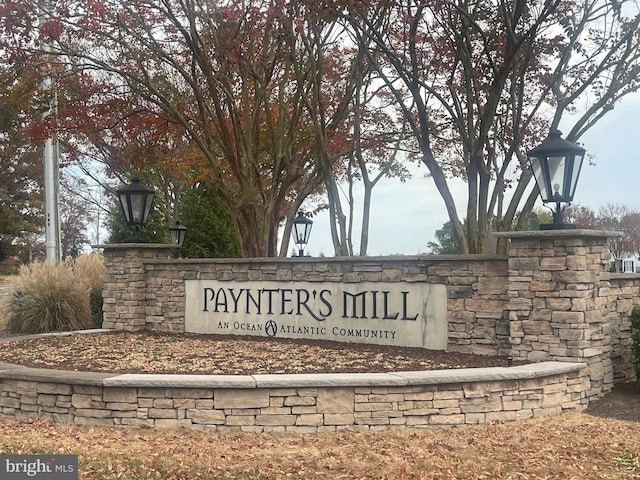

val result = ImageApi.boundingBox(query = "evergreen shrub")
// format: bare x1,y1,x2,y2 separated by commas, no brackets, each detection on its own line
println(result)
90,287,104,328
630,305,640,378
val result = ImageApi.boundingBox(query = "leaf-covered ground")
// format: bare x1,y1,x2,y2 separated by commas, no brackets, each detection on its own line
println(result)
1,414,639,479
0,330,637,478
0,331,518,374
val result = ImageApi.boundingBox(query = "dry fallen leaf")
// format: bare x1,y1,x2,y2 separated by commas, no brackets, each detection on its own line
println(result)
0,331,516,374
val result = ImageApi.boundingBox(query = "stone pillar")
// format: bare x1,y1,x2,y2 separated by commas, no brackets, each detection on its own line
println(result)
99,244,173,331
495,230,621,398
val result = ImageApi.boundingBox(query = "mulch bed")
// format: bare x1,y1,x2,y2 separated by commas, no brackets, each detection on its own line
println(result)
0,330,518,375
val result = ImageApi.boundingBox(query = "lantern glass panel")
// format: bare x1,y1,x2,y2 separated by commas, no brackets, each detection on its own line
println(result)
293,223,311,245
118,192,131,223
527,130,585,205
548,155,566,200
530,153,575,203
569,153,584,199
143,192,154,223
130,194,144,223
291,212,313,254
530,156,550,201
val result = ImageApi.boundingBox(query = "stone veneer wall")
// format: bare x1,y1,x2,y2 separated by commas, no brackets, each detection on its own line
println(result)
495,231,617,398
100,230,638,396
0,362,586,431
608,273,640,383
102,248,513,356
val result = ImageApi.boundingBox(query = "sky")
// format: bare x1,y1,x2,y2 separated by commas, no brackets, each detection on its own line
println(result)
299,93,640,257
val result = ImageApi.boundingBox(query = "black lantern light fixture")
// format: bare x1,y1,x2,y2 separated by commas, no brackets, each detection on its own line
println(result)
527,129,586,229
292,211,313,256
168,220,188,249
116,177,155,241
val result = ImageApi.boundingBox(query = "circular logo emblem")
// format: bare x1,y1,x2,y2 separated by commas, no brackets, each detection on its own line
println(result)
265,320,278,337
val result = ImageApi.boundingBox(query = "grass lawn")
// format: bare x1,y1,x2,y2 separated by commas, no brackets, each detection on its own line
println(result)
0,413,639,479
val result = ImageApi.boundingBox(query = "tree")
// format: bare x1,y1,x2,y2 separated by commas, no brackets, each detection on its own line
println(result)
427,221,460,254
335,51,413,256
3,0,426,258
179,180,241,258
0,64,44,261
623,211,640,263
59,184,90,259
1,0,363,257
598,203,637,271
271,4,412,256
345,1,640,253
564,205,599,229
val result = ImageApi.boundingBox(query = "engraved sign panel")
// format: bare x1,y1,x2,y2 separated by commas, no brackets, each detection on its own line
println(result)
185,280,448,350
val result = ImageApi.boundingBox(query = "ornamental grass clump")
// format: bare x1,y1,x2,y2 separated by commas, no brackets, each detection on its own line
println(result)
73,252,105,291
1,261,93,334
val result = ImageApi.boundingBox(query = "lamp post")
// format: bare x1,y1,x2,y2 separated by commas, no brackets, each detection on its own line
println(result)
527,129,586,230
292,211,313,256
116,177,155,241
168,220,188,249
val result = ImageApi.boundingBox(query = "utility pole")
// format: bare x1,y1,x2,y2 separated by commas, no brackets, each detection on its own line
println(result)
40,0,61,262
43,128,61,262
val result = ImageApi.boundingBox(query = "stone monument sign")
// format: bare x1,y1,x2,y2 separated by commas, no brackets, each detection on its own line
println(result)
185,280,448,349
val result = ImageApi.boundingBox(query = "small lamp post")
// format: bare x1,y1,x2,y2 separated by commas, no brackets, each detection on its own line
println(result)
527,129,586,229
292,211,313,256
168,220,188,249
116,177,155,241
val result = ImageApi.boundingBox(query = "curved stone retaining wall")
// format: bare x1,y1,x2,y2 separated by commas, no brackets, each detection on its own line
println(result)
0,361,587,431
